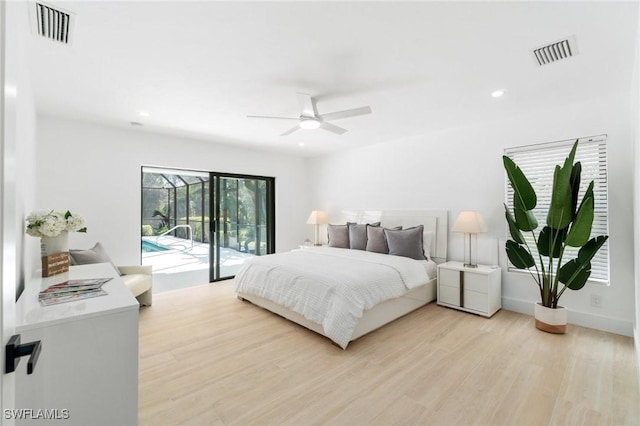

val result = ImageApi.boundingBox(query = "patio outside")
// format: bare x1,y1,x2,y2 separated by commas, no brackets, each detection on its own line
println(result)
142,235,255,292
141,167,272,293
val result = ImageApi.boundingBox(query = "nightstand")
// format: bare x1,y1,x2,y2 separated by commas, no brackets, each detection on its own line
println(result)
437,261,501,317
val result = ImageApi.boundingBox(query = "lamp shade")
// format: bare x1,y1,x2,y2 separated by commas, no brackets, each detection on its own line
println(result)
452,211,487,233
306,210,329,225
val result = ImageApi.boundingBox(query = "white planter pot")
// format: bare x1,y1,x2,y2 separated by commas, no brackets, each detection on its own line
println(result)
534,302,567,334
40,232,70,277
40,232,69,256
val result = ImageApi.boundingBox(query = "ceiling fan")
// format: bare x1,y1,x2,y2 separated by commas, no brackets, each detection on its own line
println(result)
247,92,372,136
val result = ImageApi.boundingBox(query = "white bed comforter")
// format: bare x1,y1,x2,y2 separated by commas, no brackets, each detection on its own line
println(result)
234,247,430,348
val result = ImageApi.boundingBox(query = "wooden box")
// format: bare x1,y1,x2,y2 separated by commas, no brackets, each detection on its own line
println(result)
42,252,70,277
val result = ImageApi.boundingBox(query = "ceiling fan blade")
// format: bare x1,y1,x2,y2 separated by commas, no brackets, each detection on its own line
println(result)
296,92,316,118
320,122,348,135
281,125,300,136
247,115,299,120
318,106,372,121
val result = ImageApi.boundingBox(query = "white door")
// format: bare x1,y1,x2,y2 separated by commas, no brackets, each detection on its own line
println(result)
1,1,19,423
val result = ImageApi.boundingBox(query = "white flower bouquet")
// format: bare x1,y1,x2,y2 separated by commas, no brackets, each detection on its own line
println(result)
26,210,87,238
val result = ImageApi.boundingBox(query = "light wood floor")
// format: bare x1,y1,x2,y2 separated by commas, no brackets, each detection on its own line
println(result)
138,280,640,426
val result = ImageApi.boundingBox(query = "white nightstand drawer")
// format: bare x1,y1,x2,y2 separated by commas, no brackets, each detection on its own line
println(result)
464,273,488,294
439,268,460,288
439,284,460,306
437,261,501,318
464,290,489,313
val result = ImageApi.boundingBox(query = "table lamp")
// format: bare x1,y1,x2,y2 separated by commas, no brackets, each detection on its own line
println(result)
452,211,487,268
306,210,328,246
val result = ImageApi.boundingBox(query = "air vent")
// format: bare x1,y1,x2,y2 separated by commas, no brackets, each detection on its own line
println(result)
532,36,578,66
30,2,75,45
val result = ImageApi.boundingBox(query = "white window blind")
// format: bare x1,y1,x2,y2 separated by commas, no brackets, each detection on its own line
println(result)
504,135,609,284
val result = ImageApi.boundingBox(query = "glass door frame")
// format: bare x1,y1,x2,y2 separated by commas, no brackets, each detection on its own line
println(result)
141,166,275,284
209,172,276,282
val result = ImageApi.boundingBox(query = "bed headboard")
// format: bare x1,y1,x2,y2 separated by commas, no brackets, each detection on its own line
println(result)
332,209,448,264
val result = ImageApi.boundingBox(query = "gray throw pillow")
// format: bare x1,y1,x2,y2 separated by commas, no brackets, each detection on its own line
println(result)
69,242,121,275
327,224,350,248
384,225,426,260
349,222,380,250
366,225,401,254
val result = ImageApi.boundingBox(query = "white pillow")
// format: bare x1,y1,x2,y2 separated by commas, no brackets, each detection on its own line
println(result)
423,231,432,259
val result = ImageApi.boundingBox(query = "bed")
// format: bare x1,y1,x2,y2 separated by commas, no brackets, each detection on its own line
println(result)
235,210,448,348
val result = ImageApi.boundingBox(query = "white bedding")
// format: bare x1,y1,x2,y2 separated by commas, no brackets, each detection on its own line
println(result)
234,247,432,348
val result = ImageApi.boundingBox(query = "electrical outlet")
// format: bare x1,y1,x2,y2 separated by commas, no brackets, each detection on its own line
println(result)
590,294,603,308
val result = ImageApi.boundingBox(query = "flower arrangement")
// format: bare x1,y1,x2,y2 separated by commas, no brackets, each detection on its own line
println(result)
25,210,87,238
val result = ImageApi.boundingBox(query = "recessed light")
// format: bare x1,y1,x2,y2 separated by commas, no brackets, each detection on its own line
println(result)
298,143,305,147
139,111,150,117
491,90,505,98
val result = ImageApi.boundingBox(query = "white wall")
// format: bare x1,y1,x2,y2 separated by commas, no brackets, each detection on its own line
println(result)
633,6,640,376
309,92,635,336
35,117,310,267
15,27,38,295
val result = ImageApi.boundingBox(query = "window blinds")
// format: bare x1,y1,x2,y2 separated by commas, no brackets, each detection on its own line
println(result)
504,135,609,284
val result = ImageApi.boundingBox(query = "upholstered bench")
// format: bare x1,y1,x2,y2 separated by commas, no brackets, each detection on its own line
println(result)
118,265,153,306
70,242,153,306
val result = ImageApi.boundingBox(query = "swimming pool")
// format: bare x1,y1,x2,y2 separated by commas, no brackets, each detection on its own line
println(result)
141,240,169,253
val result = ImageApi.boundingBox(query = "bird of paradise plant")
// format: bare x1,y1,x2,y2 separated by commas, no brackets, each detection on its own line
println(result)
503,140,608,309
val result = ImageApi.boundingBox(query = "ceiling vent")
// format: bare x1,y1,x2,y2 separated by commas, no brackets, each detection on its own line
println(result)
30,2,76,45
532,36,578,66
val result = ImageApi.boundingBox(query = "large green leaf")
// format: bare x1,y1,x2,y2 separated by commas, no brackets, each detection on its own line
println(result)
505,240,535,269
557,235,608,291
577,235,609,263
558,259,592,290
504,204,525,244
569,161,582,219
503,155,537,211
537,226,565,258
514,196,538,232
547,141,578,229
565,181,595,247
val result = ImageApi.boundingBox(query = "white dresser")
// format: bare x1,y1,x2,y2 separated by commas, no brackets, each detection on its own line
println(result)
15,263,139,426
437,261,501,317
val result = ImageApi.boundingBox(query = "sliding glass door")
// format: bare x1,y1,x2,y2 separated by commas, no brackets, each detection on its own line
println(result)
141,167,274,289
213,174,274,280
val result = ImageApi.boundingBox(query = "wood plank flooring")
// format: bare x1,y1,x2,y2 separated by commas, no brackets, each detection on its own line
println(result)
138,280,640,426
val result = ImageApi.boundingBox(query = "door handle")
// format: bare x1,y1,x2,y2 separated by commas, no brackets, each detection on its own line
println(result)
5,334,42,375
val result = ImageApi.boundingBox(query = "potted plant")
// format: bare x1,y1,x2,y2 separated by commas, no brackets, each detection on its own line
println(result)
503,140,608,333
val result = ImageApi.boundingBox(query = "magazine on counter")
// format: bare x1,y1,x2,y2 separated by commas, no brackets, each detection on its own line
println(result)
39,278,112,306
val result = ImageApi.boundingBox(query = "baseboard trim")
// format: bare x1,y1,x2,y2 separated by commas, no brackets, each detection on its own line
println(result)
502,297,634,337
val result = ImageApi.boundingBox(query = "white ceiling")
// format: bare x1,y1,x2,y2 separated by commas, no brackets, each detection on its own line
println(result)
25,1,639,157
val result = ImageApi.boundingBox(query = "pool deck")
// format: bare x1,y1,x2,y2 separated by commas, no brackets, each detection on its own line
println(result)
142,236,255,292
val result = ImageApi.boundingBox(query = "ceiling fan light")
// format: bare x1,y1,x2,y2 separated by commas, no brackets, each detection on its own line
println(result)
299,118,321,130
